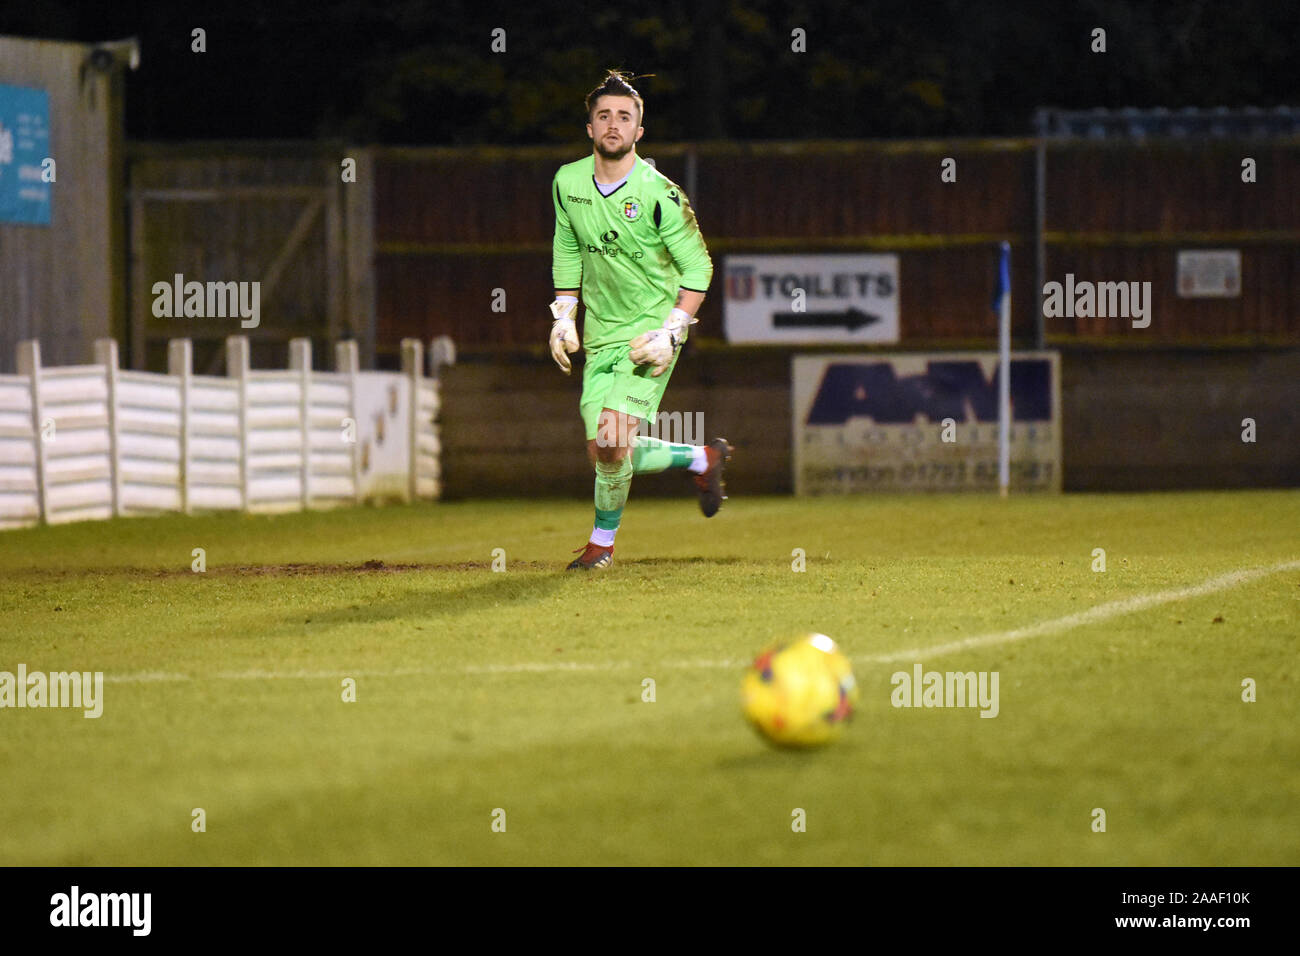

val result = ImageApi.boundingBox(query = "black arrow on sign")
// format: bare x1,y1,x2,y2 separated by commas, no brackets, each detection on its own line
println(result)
773,307,882,331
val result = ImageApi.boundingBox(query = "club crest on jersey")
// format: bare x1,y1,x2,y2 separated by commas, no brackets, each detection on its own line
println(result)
622,197,642,221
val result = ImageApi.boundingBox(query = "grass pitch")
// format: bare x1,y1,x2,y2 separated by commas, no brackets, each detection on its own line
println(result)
0,490,1296,866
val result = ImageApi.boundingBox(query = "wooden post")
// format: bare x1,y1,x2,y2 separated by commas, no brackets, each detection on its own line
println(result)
1034,111,1048,352
289,337,312,510
130,191,148,370
428,336,454,502
168,339,193,514
17,340,48,524
343,148,377,370
94,339,123,516
400,338,422,504
336,339,361,505
325,170,344,348
226,336,251,511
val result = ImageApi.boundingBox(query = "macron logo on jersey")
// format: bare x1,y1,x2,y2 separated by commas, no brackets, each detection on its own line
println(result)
567,195,592,205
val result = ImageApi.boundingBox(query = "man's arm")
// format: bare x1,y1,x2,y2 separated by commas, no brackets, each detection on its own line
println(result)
627,184,712,376
549,176,584,374
673,287,706,319
656,186,713,301
552,177,583,292
628,286,708,377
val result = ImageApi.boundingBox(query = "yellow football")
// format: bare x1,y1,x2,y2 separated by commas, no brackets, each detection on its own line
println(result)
741,633,859,747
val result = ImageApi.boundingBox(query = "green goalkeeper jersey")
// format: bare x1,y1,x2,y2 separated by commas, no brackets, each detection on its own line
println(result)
552,155,713,351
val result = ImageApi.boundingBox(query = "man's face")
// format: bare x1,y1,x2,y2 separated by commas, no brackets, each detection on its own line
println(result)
587,95,643,161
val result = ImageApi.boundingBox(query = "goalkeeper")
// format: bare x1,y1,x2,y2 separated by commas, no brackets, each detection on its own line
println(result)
549,70,730,571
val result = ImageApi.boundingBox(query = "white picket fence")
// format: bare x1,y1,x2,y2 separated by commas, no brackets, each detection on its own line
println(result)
0,335,452,529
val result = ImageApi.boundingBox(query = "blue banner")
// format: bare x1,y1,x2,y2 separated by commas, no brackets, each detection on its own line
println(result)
0,84,52,225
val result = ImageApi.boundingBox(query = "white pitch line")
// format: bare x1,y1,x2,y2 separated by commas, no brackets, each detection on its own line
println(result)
858,558,1300,665
100,559,1298,684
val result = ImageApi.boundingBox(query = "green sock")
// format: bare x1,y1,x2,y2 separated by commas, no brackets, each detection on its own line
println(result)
593,456,633,530
631,436,696,475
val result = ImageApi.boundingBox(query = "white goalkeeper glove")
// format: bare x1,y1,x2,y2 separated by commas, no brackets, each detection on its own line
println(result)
629,308,697,378
549,297,580,375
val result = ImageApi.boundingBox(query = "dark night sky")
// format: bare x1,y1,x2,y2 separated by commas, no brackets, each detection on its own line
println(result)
2,0,1298,144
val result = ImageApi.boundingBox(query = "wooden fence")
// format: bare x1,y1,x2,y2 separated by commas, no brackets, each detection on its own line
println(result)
0,336,445,529
371,138,1300,352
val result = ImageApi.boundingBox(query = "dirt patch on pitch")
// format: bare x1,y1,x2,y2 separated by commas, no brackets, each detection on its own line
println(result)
214,560,427,576
209,559,554,575
9,559,556,579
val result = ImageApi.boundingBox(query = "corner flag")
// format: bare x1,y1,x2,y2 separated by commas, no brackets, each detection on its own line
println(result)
992,241,1011,313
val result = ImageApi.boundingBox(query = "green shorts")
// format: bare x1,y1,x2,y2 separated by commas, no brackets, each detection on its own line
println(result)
580,343,680,440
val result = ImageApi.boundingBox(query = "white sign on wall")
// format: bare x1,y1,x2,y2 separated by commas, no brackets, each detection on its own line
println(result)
1176,250,1241,298
791,352,1062,495
723,254,900,343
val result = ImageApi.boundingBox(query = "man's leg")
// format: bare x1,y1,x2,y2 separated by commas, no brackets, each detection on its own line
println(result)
568,407,638,571
615,348,732,517
630,435,708,475
589,408,637,546
629,435,732,516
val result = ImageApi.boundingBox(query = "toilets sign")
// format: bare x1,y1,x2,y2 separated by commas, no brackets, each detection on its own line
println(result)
724,254,900,343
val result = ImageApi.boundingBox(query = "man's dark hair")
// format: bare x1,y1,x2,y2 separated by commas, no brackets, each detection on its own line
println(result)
585,70,649,125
